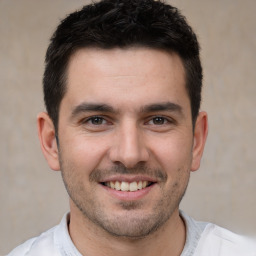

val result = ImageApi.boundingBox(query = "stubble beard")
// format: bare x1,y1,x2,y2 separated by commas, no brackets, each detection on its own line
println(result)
60,158,190,239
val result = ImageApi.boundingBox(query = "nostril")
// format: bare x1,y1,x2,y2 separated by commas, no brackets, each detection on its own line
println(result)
108,132,150,168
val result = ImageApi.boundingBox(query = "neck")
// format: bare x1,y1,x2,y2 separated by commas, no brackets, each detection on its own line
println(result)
68,206,186,256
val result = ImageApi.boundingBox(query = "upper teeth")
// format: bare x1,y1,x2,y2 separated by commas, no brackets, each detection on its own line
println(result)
105,181,149,192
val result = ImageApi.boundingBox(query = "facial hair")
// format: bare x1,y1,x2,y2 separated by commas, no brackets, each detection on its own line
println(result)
60,159,190,238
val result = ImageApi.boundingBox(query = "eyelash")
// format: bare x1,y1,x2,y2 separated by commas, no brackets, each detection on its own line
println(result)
82,116,109,126
81,115,174,126
146,116,173,125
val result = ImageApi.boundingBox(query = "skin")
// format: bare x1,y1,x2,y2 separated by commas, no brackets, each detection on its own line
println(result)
38,47,208,256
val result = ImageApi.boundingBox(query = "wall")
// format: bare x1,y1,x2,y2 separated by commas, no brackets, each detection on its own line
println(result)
0,0,255,254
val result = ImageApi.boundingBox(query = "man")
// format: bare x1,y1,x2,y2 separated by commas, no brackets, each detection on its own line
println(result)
8,0,256,255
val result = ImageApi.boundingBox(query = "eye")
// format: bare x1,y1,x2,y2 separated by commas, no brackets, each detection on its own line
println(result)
86,116,106,125
151,116,167,125
79,115,112,132
147,116,169,125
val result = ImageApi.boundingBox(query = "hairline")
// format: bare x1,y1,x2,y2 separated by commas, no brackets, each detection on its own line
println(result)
54,45,197,132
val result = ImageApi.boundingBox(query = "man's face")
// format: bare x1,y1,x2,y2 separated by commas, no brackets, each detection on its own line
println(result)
56,48,201,237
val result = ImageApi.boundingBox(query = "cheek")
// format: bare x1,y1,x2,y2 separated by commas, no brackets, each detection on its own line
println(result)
153,136,192,195
60,132,110,172
149,133,193,171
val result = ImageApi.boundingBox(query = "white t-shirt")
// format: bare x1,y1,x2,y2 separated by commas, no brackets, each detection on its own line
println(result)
7,211,256,256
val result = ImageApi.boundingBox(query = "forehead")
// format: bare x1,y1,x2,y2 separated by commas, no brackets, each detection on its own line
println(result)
67,47,185,81
62,47,189,114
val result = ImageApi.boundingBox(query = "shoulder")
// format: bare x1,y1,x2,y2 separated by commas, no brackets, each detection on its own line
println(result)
6,226,60,256
195,223,256,256
180,211,256,256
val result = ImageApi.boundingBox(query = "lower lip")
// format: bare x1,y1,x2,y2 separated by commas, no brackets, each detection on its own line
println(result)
100,183,156,201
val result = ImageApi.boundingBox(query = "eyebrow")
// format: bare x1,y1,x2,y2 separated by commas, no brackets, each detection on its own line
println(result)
71,103,116,118
140,102,183,115
71,101,183,119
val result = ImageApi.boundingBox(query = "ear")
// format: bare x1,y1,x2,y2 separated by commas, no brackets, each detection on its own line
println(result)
37,112,60,171
191,111,208,172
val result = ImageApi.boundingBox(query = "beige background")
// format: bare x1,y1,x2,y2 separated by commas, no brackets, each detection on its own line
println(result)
1,0,256,254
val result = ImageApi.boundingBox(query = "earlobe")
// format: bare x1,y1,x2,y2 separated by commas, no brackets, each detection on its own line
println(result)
37,112,60,171
191,111,208,172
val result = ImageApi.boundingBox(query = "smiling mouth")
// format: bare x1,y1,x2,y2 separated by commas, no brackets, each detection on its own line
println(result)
101,181,154,192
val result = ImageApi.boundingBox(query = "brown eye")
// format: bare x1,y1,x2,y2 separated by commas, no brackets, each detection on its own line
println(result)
152,117,166,125
88,116,106,125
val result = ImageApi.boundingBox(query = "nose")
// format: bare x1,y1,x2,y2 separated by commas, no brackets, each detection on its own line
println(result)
109,121,150,168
